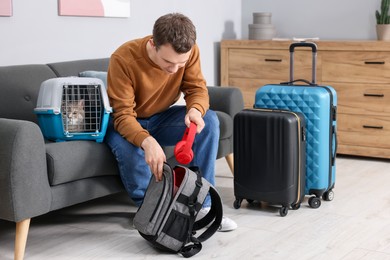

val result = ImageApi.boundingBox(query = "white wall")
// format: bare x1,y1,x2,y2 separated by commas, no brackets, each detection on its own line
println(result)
0,0,241,85
242,0,378,40
4,1,380,85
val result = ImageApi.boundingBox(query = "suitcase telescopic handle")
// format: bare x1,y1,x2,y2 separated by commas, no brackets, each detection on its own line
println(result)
289,42,318,85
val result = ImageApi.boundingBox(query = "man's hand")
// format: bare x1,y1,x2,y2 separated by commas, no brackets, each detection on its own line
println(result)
141,136,166,182
185,107,205,133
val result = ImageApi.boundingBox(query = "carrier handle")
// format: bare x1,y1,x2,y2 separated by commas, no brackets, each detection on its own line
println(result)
288,42,318,85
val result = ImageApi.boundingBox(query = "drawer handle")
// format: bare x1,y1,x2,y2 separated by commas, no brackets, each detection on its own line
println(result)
265,59,282,62
364,61,385,65
363,125,384,129
364,93,385,97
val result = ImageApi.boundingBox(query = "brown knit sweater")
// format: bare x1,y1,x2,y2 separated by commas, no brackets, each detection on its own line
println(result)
107,36,209,147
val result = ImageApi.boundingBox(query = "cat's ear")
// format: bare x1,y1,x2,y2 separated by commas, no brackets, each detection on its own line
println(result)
78,99,85,107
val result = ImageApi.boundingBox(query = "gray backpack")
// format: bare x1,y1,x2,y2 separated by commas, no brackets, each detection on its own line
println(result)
133,163,223,258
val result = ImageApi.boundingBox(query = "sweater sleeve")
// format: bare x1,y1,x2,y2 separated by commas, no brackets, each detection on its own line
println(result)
107,54,150,147
181,45,209,116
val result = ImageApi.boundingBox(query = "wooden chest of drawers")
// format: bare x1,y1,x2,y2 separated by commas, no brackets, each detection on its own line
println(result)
221,40,390,159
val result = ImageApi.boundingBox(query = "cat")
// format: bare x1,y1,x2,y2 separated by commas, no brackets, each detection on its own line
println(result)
62,99,85,132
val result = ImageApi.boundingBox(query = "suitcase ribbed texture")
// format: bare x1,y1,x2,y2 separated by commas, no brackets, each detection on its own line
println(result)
234,109,306,216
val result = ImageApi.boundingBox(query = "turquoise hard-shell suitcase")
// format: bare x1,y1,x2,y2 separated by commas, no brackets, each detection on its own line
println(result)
254,42,337,208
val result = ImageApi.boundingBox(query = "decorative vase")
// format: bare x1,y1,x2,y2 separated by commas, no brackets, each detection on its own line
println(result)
253,12,272,24
249,24,276,40
249,12,276,40
376,24,390,40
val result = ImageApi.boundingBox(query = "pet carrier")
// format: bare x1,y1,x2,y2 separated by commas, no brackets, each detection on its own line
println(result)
34,77,112,143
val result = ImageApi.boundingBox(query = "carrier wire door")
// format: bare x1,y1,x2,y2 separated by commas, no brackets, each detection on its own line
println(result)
34,77,112,143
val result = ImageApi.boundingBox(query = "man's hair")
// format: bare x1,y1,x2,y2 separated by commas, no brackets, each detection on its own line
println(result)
152,13,196,54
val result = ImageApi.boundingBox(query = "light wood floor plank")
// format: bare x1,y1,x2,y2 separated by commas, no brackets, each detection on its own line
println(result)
0,156,390,259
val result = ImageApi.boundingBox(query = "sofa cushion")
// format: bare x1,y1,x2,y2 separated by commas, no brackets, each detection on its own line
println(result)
79,70,108,87
0,65,58,124
47,58,109,77
215,111,233,140
45,141,119,186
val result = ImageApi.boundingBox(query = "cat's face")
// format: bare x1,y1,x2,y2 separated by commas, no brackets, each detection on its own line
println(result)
63,99,85,131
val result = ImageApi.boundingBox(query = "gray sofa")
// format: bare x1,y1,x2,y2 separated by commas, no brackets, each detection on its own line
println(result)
0,58,243,259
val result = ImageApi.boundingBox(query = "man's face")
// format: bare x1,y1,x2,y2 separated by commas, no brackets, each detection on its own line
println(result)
154,43,191,74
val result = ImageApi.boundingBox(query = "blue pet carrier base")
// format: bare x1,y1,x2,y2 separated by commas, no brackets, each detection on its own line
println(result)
34,77,112,143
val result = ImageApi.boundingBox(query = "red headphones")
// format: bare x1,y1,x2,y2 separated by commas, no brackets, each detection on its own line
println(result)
174,122,197,164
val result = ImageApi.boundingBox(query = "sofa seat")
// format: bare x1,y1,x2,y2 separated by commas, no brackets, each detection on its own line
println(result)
46,141,119,186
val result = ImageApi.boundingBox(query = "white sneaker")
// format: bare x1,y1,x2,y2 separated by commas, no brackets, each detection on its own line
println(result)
196,207,237,232
218,216,238,232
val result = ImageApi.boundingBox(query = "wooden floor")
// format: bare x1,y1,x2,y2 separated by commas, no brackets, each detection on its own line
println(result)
1,156,390,260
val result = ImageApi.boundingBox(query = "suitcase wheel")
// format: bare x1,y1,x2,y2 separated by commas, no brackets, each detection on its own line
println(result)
308,196,321,209
233,199,242,209
279,206,288,217
291,203,300,210
322,190,334,201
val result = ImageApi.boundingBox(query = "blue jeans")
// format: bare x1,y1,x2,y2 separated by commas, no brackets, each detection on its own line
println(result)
105,106,219,207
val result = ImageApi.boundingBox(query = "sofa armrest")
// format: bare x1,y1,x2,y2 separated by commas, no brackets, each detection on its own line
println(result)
207,86,244,118
0,119,51,222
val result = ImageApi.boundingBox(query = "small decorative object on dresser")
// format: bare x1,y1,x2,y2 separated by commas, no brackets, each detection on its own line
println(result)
248,12,276,40
376,0,390,40
221,40,390,159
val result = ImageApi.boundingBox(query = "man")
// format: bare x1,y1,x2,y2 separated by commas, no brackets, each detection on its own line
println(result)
105,13,237,231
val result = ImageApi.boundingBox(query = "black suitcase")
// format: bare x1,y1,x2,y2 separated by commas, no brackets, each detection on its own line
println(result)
233,108,306,216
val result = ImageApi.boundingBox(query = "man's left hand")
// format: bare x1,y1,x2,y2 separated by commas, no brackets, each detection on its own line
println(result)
185,107,204,133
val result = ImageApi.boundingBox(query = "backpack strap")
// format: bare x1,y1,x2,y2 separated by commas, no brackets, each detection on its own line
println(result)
186,169,203,234
179,237,202,258
194,186,223,241
179,186,223,258
178,165,223,258
188,165,223,238
179,168,203,258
